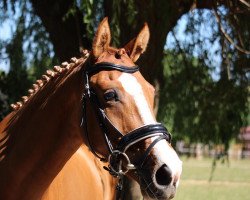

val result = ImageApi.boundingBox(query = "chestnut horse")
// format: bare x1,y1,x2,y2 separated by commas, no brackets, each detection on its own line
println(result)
0,18,182,200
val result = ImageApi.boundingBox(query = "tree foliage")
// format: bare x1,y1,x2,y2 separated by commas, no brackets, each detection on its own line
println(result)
0,0,56,113
158,8,249,149
159,49,248,149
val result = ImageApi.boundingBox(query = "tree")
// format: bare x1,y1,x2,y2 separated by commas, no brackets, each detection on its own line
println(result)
157,7,249,149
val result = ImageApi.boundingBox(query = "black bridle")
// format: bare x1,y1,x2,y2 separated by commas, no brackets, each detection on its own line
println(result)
81,62,171,190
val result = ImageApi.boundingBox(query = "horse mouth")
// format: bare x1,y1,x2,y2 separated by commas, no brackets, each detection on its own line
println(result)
138,173,176,200
140,184,176,200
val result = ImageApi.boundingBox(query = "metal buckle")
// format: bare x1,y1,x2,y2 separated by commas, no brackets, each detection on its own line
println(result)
108,150,136,176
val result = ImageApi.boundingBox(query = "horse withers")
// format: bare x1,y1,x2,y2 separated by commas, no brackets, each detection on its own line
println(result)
0,18,182,200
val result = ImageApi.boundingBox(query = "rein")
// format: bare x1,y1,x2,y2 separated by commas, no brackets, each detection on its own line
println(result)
81,62,171,191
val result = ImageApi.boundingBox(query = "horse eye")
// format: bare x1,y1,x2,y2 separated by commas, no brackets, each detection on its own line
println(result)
104,90,118,101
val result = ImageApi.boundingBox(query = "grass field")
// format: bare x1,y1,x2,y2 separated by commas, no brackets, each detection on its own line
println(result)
174,157,250,200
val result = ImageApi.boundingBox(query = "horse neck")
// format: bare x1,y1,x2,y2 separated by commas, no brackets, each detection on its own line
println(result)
0,60,86,198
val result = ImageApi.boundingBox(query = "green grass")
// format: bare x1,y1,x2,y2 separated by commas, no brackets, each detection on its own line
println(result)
174,157,250,200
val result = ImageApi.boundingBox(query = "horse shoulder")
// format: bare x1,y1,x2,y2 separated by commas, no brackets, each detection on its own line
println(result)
42,145,116,200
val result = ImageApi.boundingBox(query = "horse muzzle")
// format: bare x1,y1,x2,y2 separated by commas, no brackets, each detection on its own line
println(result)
137,161,180,200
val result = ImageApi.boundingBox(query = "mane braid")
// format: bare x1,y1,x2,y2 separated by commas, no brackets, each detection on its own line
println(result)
10,50,90,111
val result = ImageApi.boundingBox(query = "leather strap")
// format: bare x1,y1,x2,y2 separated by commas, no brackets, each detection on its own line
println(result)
138,134,169,168
117,124,171,152
86,62,139,76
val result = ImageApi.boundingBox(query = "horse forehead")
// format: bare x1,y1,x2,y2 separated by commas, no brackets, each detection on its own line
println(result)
92,70,147,88
96,49,135,67
118,73,143,92
91,70,123,85
118,73,156,125
118,73,153,97
117,73,154,105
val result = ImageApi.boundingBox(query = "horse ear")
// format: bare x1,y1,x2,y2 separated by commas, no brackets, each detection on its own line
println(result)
92,17,111,58
124,23,150,62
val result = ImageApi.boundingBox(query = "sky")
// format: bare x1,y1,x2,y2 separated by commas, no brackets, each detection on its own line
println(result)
0,19,13,72
0,2,18,72
165,10,221,80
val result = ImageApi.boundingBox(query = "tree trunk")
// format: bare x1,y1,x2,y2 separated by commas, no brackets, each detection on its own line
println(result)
30,0,92,62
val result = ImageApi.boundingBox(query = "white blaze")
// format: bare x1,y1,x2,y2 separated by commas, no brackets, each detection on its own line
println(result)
118,73,156,125
153,140,182,186
118,73,182,185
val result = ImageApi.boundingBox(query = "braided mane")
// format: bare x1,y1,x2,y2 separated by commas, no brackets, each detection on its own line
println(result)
10,50,90,111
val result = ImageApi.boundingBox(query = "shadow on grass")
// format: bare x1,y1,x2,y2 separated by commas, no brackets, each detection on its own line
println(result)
209,154,230,182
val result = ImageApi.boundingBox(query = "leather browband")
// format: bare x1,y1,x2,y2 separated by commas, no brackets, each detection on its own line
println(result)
86,62,139,76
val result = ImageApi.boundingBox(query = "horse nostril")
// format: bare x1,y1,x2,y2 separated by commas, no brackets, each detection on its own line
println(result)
155,164,172,186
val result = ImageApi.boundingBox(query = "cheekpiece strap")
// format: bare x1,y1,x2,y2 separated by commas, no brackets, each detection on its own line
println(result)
82,62,139,162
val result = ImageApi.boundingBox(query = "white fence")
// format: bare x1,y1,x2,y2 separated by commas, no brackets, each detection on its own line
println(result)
175,141,247,159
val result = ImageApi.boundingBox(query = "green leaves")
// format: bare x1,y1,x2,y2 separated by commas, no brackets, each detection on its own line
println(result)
159,49,248,148
0,0,55,118
158,7,249,149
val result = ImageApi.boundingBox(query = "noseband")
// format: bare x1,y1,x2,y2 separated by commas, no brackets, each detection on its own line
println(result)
81,62,171,189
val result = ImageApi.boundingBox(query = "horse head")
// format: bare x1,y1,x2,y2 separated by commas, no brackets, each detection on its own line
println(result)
83,18,182,200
